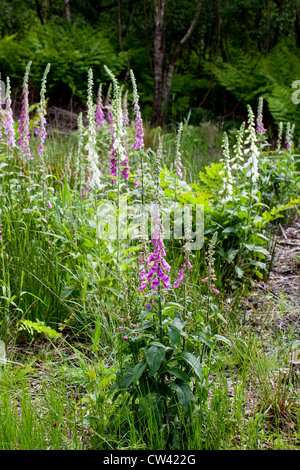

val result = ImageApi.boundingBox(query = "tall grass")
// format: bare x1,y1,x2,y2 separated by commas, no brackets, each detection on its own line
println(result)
0,66,299,449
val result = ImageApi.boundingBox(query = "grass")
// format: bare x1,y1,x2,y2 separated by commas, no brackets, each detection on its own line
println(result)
0,74,299,450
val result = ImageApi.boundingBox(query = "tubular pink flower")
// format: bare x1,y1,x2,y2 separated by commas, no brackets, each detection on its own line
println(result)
96,84,105,128
139,203,171,292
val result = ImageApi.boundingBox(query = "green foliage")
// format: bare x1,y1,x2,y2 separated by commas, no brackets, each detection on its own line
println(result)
212,41,300,129
0,23,125,103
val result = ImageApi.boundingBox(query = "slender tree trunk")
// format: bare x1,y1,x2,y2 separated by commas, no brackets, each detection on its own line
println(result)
35,0,45,25
117,0,130,77
160,0,202,121
63,0,71,22
152,0,167,127
152,0,202,127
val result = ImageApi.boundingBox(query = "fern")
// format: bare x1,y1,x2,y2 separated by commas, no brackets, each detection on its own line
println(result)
211,40,300,129
18,319,61,339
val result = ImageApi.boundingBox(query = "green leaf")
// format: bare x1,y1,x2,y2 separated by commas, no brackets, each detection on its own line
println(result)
226,248,238,263
180,351,203,380
166,368,190,383
235,265,244,278
149,341,166,349
146,346,165,377
243,243,269,256
121,367,134,389
162,302,184,314
60,286,75,299
222,227,236,233
167,325,181,348
213,334,232,347
171,382,194,415
132,362,147,384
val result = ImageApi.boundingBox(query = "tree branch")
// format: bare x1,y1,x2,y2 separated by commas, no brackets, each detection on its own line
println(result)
161,0,202,118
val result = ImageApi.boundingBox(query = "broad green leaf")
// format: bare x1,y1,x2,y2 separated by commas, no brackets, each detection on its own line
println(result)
195,332,212,348
149,341,166,349
243,243,269,256
213,334,232,347
162,301,184,314
167,325,181,348
121,367,134,388
226,248,238,263
60,286,75,299
235,266,244,278
171,381,194,415
146,346,165,377
166,367,190,383
222,227,236,233
132,362,147,384
181,351,203,380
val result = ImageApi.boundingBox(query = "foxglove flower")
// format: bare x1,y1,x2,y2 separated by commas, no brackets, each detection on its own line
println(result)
174,207,194,288
85,68,102,189
285,122,294,152
95,84,105,128
122,89,130,126
139,149,171,293
244,105,259,185
104,66,129,181
277,122,283,152
37,63,50,158
139,202,171,292
256,97,265,135
130,70,144,151
220,132,233,201
18,61,32,160
3,77,15,147
201,232,219,295
174,123,183,179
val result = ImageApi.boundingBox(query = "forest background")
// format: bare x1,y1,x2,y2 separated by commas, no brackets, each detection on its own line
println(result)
1,0,300,140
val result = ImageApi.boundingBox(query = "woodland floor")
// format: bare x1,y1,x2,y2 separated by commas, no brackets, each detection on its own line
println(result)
246,216,300,342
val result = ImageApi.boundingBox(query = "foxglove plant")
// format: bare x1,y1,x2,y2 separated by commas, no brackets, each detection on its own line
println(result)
36,63,50,158
105,83,113,129
201,231,219,295
220,132,233,202
139,151,171,293
174,122,183,179
285,122,294,152
122,89,130,126
130,70,144,151
104,66,129,181
173,208,194,289
95,84,105,128
256,96,265,136
244,105,259,186
277,122,283,152
3,77,16,148
18,61,32,160
85,68,102,190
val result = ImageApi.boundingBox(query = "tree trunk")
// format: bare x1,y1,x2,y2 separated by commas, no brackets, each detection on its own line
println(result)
63,0,71,22
160,0,202,121
152,0,202,127
152,0,167,127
